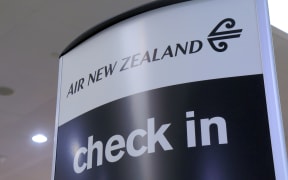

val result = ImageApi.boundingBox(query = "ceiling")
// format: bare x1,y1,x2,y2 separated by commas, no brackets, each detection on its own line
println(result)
0,1,287,180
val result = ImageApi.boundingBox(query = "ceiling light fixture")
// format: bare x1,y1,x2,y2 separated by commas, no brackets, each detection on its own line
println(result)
32,134,48,143
0,86,14,96
268,0,288,33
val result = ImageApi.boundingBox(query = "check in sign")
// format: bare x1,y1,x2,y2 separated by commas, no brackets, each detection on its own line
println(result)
52,0,288,179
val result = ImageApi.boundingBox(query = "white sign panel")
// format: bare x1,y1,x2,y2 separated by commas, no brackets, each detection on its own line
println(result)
52,0,288,179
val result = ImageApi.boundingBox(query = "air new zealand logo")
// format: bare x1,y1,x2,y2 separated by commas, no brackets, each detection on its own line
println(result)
208,18,243,52
66,18,244,98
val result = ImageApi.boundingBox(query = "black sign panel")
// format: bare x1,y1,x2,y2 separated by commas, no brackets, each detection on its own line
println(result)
54,75,275,180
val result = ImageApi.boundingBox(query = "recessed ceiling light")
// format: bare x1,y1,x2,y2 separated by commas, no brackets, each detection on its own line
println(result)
0,86,14,96
32,134,48,143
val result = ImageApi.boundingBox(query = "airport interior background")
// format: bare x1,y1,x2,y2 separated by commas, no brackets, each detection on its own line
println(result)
0,0,287,180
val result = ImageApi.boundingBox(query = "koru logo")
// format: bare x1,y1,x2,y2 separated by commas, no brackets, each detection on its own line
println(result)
208,18,243,52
